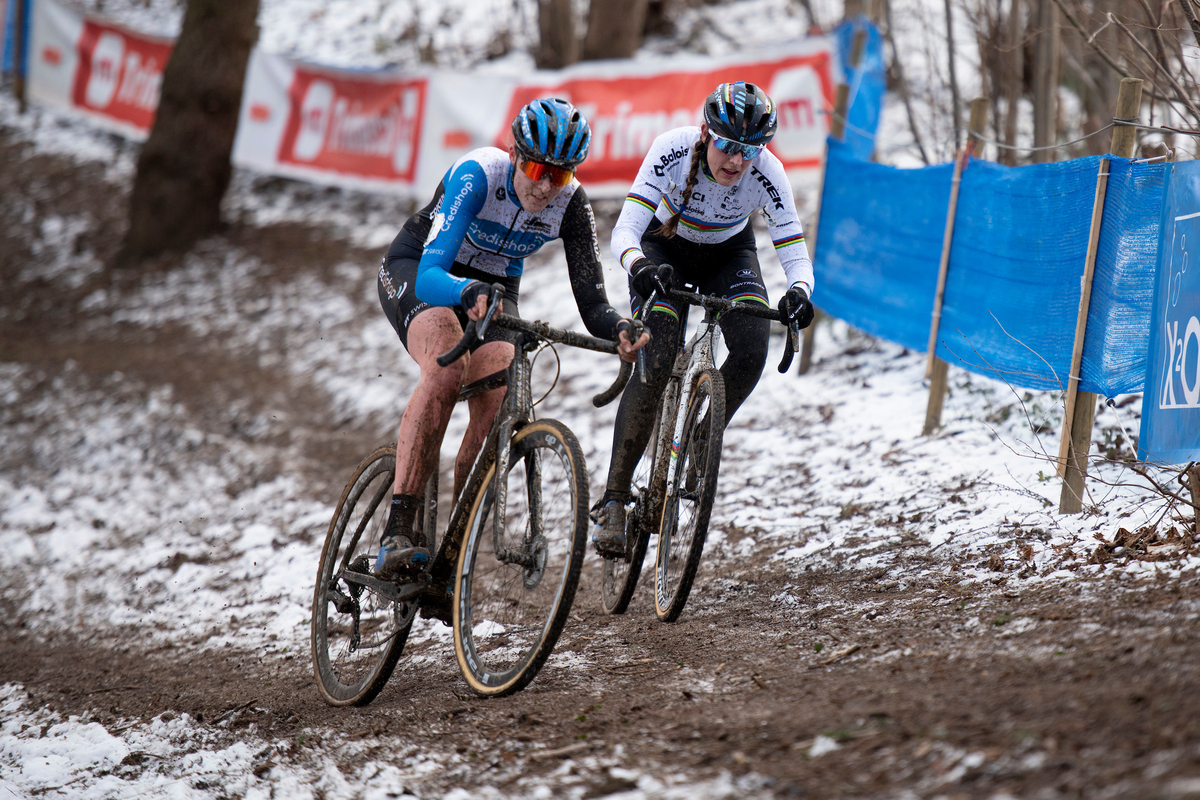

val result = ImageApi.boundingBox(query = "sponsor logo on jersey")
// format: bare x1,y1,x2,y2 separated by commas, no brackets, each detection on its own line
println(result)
472,227,541,255
652,145,690,177
522,216,552,233
737,269,756,278
751,167,785,211
442,179,475,232
495,186,507,201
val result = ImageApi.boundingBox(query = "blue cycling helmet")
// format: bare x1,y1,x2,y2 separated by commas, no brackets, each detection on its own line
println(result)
703,81,778,144
511,97,591,169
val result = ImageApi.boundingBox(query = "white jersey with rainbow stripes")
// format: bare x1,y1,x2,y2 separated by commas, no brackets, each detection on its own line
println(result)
610,125,814,295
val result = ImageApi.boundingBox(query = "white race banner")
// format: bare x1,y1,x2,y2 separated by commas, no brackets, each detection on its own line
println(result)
27,0,171,139
234,41,838,199
26,0,839,199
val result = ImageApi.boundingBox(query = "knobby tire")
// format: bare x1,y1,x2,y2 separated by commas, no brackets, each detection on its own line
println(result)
454,420,589,697
655,369,725,622
599,422,661,615
311,446,415,706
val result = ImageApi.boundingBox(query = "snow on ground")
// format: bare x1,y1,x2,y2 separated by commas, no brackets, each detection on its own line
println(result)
0,170,1179,795
2,0,1193,797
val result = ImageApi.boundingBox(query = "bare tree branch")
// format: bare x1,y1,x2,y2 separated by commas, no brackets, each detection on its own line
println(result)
1179,0,1200,44
1048,0,1131,80
1109,11,1200,120
883,0,930,163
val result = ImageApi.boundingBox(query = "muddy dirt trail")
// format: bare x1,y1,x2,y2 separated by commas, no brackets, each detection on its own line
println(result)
4,128,1200,799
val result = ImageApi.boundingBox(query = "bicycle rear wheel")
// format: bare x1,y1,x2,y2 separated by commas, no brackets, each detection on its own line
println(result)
655,369,725,622
311,446,416,706
454,420,588,697
600,422,660,615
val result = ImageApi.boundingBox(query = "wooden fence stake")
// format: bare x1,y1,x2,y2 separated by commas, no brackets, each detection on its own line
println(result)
923,98,987,435
799,24,867,375
1188,464,1200,538
1057,77,1142,513
14,0,27,113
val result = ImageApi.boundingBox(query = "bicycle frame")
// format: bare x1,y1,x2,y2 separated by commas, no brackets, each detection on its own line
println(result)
659,304,720,503
427,308,632,587
636,287,797,530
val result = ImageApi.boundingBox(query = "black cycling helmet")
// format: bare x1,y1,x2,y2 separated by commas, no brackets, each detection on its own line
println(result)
511,97,592,169
703,81,778,144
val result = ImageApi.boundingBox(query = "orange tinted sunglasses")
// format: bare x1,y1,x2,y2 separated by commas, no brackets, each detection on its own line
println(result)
518,158,575,187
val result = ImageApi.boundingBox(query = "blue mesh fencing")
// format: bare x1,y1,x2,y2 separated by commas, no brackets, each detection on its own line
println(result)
1083,160,1167,395
834,17,886,162
813,138,1169,397
812,138,951,352
935,156,1102,391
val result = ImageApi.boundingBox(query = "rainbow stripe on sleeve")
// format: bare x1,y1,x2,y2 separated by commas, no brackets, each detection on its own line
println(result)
626,192,658,212
728,291,769,306
773,232,806,249
661,195,746,233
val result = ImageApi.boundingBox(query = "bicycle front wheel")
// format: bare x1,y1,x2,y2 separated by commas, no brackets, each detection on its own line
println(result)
311,446,416,706
600,421,659,615
655,369,725,622
454,420,589,697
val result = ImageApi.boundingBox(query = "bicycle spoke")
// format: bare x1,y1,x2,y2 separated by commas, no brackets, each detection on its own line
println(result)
312,447,416,706
456,422,587,696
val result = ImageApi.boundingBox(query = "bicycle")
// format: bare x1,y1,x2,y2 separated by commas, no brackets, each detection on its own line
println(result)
599,286,799,622
312,286,637,705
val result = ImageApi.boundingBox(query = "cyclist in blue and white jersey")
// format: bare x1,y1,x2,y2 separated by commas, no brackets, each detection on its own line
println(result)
592,81,816,555
374,97,649,589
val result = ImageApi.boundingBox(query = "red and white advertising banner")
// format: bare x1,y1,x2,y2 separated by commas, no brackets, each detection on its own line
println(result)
495,43,836,196
235,41,837,199
26,0,837,199
27,0,171,139
232,49,429,194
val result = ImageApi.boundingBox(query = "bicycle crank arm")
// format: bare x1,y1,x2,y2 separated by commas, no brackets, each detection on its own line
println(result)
341,570,428,603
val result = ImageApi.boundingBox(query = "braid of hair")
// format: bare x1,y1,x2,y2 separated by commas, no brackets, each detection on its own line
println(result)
656,136,705,240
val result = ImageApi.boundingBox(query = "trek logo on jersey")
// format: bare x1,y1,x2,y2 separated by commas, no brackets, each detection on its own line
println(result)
750,167,785,211
278,70,426,181
652,145,690,177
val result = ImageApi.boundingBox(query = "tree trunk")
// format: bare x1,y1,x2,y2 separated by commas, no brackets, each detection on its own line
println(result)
536,0,579,69
944,0,962,149
1030,0,1059,163
120,0,259,263
582,0,651,60
1001,0,1022,165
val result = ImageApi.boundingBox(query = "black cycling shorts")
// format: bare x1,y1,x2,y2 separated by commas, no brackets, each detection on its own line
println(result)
632,222,769,317
377,228,521,354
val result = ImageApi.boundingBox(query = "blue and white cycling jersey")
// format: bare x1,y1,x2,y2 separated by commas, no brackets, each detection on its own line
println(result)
414,147,588,307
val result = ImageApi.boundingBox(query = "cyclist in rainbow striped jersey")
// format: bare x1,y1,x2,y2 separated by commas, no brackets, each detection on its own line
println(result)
593,80,816,555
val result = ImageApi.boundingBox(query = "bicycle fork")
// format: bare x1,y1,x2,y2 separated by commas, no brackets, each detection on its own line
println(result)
663,322,718,500
490,336,541,569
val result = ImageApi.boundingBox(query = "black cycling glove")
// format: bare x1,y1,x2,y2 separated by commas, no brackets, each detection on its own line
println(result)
630,258,675,299
778,285,815,329
459,280,492,313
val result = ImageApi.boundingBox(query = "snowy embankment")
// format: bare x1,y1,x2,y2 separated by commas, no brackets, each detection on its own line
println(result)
2,0,1193,794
